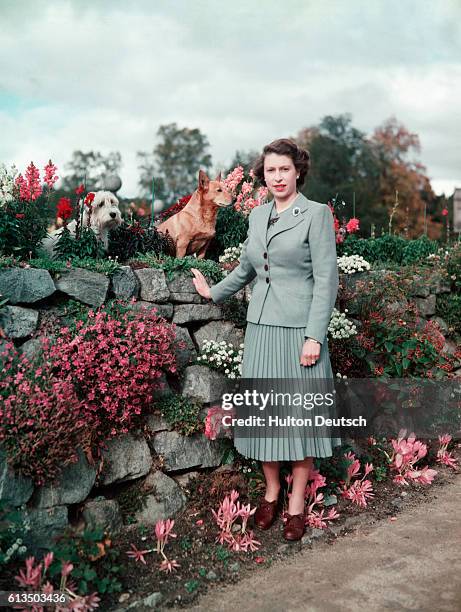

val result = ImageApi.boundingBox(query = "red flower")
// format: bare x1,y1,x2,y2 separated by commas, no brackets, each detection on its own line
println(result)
15,213,25,219
84,192,95,207
346,217,360,233
442,208,449,216
57,197,73,220
75,184,85,195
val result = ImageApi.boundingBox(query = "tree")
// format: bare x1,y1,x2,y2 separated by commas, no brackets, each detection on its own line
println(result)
370,117,440,239
137,123,212,204
296,114,382,234
225,149,260,176
61,151,122,192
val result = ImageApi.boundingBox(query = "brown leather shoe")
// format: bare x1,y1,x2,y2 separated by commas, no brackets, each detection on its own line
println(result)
254,497,279,530
283,512,306,541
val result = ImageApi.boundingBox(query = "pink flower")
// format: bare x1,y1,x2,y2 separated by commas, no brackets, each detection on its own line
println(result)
154,518,177,547
346,217,360,233
15,162,42,201
43,160,58,188
222,166,244,193
43,552,54,570
159,558,180,573
61,560,73,577
126,543,151,564
15,556,42,589
441,208,449,216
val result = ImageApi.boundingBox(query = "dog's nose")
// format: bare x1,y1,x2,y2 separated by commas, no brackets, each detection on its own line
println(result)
110,212,116,218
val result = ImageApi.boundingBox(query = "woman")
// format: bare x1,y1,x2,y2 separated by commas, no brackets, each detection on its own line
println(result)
191,138,341,541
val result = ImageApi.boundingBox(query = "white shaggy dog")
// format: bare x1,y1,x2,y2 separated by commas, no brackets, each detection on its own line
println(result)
41,190,123,256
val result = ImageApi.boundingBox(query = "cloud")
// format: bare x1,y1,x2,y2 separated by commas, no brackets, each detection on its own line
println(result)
1,0,460,196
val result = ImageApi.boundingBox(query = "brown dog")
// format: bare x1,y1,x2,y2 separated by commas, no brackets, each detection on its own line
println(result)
156,170,233,258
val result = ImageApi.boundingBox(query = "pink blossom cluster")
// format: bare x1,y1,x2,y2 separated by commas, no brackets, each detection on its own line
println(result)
43,160,59,188
45,302,179,441
127,518,180,573
15,551,100,611
285,469,340,529
15,161,42,201
211,489,261,552
0,342,89,486
436,434,459,470
204,404,234,440
388,429,437,485
338,451,375,507
222,165,244,193
223,165,269,217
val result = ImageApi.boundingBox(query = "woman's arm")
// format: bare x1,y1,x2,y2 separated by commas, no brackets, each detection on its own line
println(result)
304,204,339,344
209,220,256,304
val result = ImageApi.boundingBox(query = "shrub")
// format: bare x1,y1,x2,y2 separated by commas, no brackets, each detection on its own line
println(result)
108,221,174,262
0,343,89,485
154,394,204,436
44,305,179,442
0,161,59,260
206,205,249,261
401,235,438,264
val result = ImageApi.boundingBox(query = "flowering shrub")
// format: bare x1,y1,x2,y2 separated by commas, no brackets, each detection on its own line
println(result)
204,405,234,440
219,243,243,274
211,489,261,552
337,254,371,274
196,339,243,378
343,273,456,378
328,308,358,341
15,551,100,611
0,160,57,258
222,165,268,216
44,304,179,443
338,451,375,507
385,429,437,485
0,342,89,486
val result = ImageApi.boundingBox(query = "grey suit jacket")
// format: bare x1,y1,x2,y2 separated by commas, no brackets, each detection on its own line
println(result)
209,192,339,345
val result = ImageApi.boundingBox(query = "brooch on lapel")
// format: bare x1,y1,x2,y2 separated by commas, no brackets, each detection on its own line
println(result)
292,206,301,217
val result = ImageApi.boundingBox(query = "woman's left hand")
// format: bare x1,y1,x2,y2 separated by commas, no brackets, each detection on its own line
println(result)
300,339,321,367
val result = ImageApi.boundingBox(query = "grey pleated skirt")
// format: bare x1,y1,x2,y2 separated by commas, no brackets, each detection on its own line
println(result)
235,322,342,461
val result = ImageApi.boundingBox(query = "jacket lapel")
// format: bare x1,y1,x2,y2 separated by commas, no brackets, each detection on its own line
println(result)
265,192,311,247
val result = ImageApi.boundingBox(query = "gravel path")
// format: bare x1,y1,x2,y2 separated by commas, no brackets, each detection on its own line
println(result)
188,471,461,612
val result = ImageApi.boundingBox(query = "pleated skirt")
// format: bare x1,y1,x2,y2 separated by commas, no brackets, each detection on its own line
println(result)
235,322,343,461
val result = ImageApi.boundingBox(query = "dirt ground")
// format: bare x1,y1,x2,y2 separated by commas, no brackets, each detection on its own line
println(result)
187,470,461,612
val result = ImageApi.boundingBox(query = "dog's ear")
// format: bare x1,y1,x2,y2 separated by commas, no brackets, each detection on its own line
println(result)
198,169,209,192
215,172,222,182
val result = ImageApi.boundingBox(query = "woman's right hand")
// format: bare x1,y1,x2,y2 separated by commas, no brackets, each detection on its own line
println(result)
190,268,212,299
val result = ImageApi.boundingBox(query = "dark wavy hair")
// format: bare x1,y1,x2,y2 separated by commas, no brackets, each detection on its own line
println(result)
252,138,310,189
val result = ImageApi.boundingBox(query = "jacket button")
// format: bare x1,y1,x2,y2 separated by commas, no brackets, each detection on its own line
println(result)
266,277,270,284
264,264,269,271
263,252,268,259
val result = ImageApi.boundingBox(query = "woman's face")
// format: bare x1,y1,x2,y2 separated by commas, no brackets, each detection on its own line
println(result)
263,153,298,201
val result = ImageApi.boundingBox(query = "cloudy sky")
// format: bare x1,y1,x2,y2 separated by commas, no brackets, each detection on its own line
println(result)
1,0,460,198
